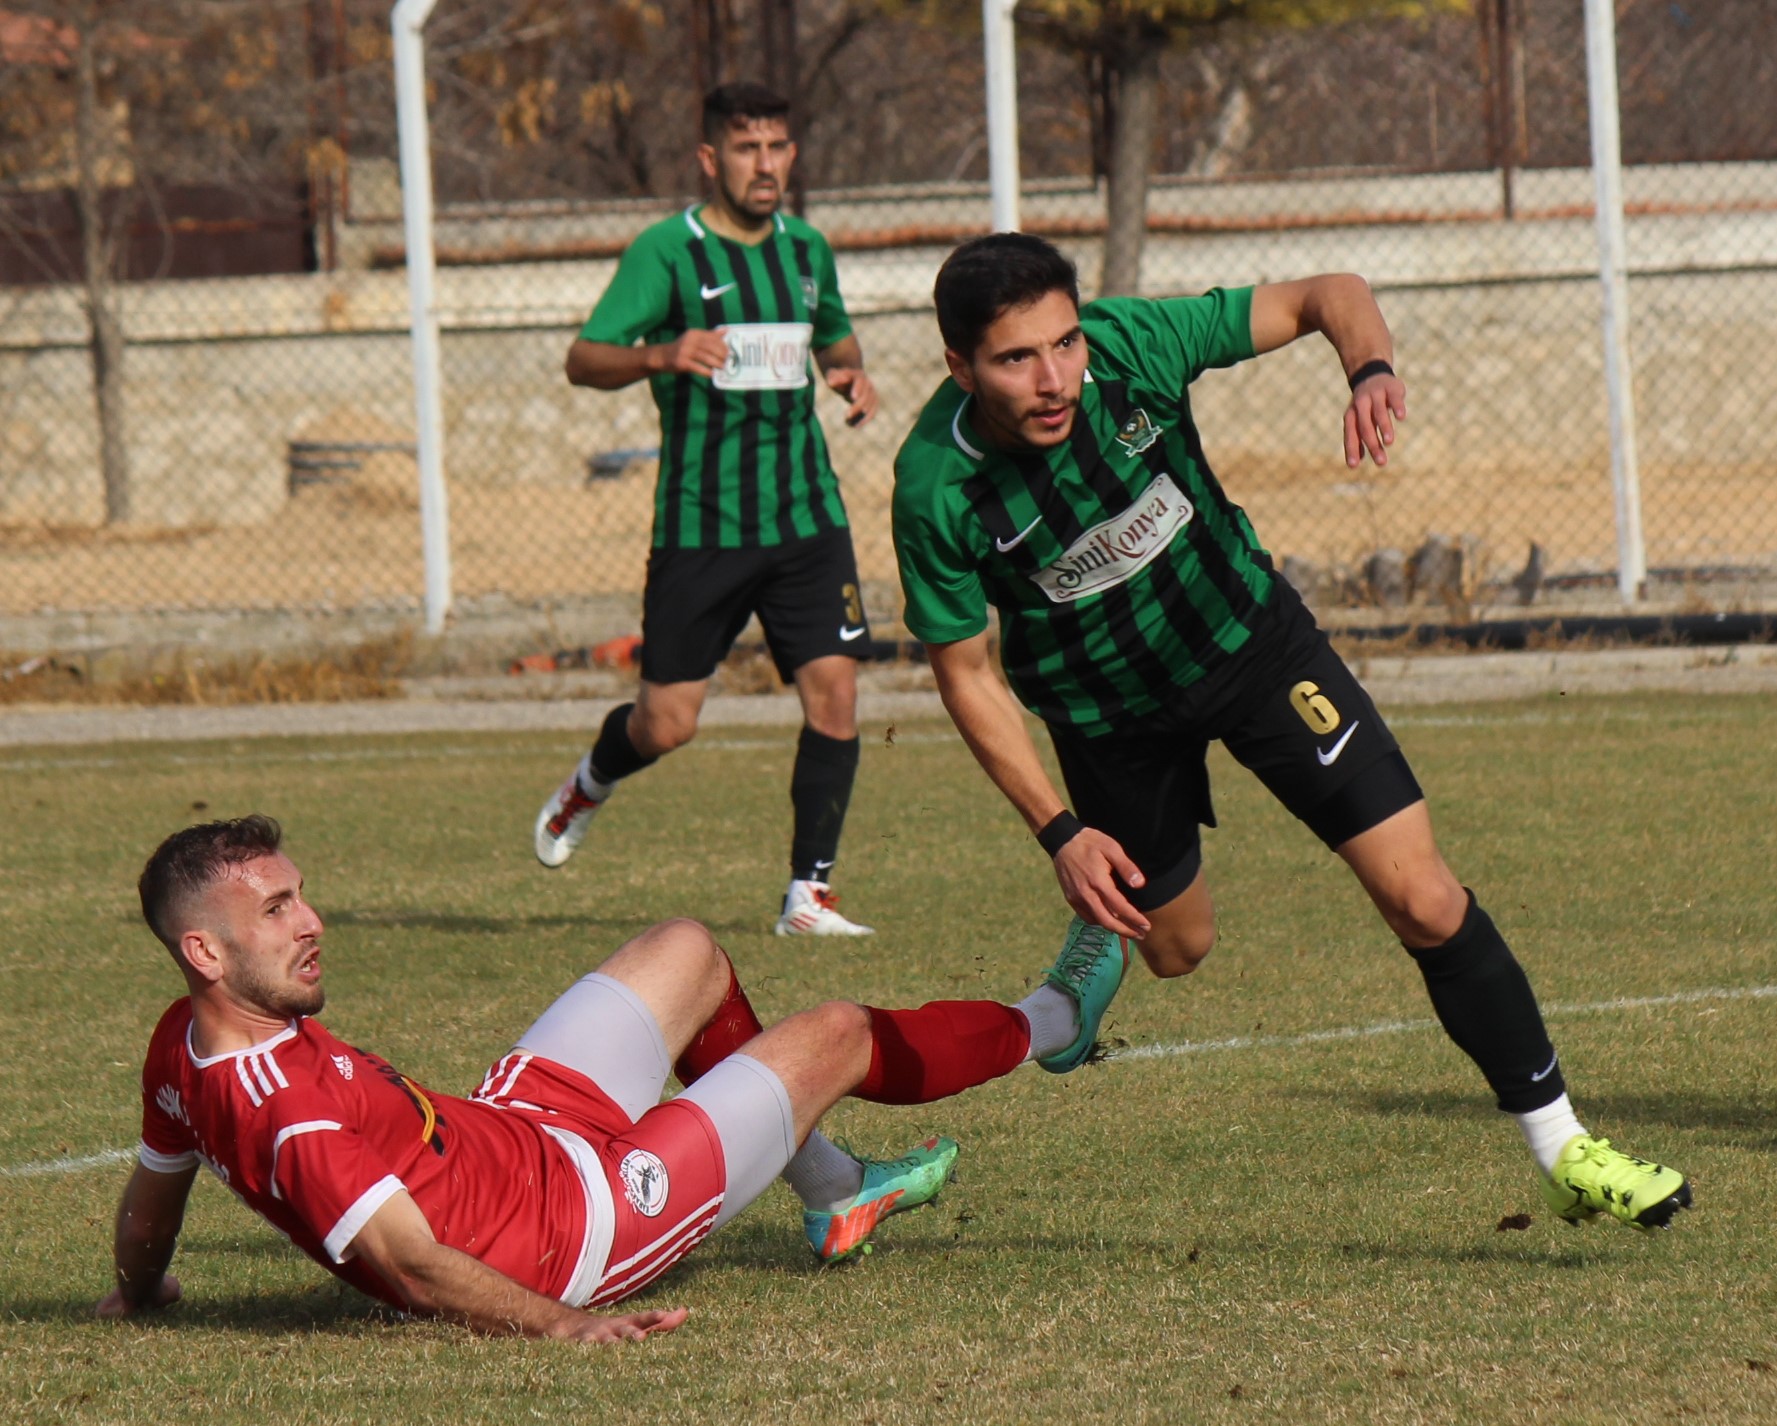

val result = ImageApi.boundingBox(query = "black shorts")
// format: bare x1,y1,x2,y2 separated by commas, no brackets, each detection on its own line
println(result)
639,528,871,685
1048,580,1424,912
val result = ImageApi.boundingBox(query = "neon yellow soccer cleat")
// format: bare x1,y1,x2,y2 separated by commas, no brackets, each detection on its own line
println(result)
1540,1134,1693,1230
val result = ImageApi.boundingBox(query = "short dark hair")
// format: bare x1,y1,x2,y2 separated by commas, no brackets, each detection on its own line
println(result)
702,82,791,145
934,233,1081,358
138,814,284,955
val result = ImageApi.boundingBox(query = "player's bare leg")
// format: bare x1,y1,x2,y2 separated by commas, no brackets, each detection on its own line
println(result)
1128,872,1218,978
1338,800,1691,1228
628,677,711,758
779,654,871,935
585,917,733,1053
1334,800,1467,947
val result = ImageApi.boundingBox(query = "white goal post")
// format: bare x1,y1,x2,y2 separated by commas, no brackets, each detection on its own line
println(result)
392,0,452,634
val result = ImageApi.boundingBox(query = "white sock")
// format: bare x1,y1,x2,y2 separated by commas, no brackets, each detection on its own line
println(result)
1516,1094,1587,1177
781,1130,863,1212
575,750,616,801
1015,983,1078,1063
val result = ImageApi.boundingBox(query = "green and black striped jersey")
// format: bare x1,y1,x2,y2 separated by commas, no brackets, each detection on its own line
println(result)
892,289,1277,736
582,206,853,549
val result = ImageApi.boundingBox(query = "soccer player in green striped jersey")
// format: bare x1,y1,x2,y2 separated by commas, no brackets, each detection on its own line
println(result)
892,233,1689,1231
533,84,878,936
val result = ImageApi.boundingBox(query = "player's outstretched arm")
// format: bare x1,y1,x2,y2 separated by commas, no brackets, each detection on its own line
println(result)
1248,275,1407,469
927,635,1150,939
349,1187,687,1343
96,1160,197,1319
565,332,730,390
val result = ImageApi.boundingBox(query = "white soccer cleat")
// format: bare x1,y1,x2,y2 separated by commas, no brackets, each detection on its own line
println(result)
533,773,605,868
774,880,874,936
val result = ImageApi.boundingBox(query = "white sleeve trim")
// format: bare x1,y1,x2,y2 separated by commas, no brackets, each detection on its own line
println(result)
322,1174,405,1264
268,1119,344,1201
138,1141,199,1174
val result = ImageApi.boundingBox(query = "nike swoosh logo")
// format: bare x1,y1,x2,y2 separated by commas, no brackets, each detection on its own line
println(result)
839,625,867,642
1530,1053,1559,1082
700,282,736,300
995,515,1042,553
1315,721,1360,766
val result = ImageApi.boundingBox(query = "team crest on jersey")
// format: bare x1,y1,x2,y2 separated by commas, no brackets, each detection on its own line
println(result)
1115,408,1162,456
799,274,818,310
619,1149,670,1217
155,1085,188,1125
331,1054,354,1081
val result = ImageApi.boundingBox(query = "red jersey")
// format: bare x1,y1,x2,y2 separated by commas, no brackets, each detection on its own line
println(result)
137,1000,620,1308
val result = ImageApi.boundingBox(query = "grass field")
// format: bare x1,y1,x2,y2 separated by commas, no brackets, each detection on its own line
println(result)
3,693,1775,1424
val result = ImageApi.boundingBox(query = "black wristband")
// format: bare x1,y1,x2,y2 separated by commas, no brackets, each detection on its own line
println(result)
1348,359,1394,390
1036,810,1085,858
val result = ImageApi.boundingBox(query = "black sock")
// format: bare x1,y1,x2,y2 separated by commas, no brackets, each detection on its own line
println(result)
788,727,859,882
587,702,657,786
1406,890,1566,1113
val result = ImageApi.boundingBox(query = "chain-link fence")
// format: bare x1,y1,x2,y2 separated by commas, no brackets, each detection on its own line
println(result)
3,0,1775,670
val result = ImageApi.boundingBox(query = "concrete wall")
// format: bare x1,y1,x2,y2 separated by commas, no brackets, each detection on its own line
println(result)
2,164,1772,560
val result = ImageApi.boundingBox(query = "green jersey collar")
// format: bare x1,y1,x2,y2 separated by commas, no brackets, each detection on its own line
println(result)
682,205,787,241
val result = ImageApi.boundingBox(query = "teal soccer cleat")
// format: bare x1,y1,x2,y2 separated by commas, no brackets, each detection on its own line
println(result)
803,1136,960,1263
1036,916,1131,1074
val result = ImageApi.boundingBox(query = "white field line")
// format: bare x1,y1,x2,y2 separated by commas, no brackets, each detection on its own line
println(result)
1,1146,136,1179
1120,983,1777,1061
0,731,958,774
7,983,1771,1181
0,699,1745,771
0,702,1733,773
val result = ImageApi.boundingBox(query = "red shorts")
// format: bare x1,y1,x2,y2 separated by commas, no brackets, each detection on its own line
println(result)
589,1097,727,1305
472,1051,729,1307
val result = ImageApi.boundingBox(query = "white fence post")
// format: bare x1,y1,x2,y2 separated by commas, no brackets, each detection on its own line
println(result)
392,0,452,634
983,0,1020,232
1584,0,1646,603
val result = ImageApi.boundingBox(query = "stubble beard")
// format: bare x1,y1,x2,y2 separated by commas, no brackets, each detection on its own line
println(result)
979,391,1077,452
227,938,325,1020
719,173,779,228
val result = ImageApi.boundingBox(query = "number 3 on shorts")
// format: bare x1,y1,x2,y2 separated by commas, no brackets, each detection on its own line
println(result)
1289,679,1341,734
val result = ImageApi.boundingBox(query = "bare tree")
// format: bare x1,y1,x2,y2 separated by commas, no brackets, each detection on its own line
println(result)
72,7,131,522
1013,0,1470,296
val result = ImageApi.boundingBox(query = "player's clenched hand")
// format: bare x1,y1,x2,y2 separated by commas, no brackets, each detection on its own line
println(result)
824,366,879,427
1052,829,1151,941
555,1306,689,1344
96,1273,182,1319
657,329,731,379
1343,371,1407,468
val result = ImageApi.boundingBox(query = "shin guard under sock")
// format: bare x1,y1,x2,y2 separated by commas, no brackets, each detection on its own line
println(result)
587,702,658,787
674,962,763,1085
1407,890,1566,1113
789,728,860,882
854,1001,1031,1105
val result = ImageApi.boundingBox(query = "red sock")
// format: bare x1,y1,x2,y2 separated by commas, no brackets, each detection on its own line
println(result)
854,1001,1032,1105
674,962,764,1085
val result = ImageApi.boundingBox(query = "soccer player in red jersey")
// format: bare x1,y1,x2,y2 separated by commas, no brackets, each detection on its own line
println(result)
97,815,1127,1341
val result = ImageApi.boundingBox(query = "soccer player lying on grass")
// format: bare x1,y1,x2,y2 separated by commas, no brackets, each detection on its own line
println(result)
96,815,1127,1342
891,233,1690,1231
